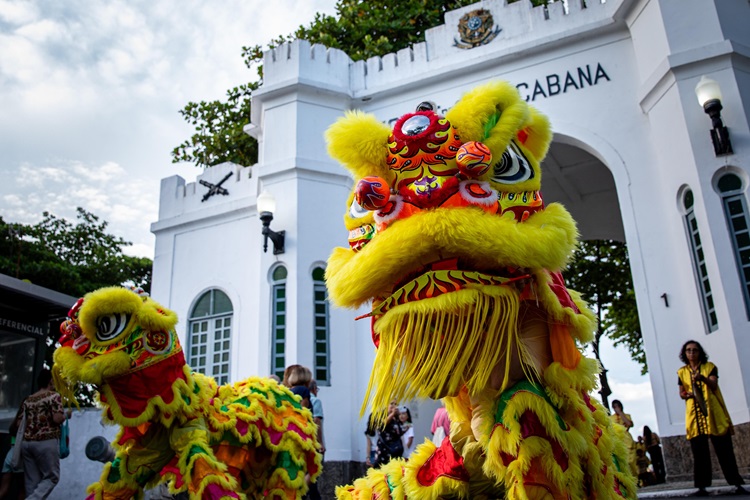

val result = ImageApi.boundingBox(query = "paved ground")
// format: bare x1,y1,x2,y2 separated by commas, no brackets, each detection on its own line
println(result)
638,479,750,498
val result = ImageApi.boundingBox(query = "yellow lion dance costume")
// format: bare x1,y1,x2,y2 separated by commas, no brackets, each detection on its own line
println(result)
53,287,321,500
326,81,636,499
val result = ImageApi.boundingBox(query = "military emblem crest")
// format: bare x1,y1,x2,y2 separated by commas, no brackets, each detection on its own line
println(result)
454,9,501,49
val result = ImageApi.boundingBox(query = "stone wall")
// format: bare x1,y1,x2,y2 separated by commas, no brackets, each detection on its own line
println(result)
315,461,369,498
662,421,750,482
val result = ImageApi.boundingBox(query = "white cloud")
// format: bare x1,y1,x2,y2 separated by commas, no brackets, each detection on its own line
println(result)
0,0,339,263
0,158,159,257
0,33,45,83
608,380,653,403
15,18,66,43
125,242,154,259
16,164,68,188
72,161,124,182
0,0,38,25
2,193,23,206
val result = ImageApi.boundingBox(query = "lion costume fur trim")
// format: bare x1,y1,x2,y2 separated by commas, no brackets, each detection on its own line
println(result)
326,203,579,309
326,110,393,182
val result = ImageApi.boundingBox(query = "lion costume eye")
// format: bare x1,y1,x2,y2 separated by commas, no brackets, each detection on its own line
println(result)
96,313,131,342
349,198,370,219
491,141,534,184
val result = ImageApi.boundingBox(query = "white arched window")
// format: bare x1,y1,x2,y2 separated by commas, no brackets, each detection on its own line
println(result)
312,267,330,385
270,266,287,379
682,189,717,332
717,173,750,319
187,289,233,385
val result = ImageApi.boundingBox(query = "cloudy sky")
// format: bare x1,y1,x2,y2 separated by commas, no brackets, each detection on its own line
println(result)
0,0,659,433
0,0,337,256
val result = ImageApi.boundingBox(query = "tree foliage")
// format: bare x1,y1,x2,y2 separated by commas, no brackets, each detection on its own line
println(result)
171,0,551,168
564,240,644,410
1,208,151,407
171,83,259,169
0,207,152,297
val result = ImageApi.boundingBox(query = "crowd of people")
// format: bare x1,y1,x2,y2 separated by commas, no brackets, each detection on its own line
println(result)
363,400,449,468
603,339,748,496
607,398,667,488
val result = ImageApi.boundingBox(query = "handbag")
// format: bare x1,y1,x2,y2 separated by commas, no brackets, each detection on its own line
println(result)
10,406,26,469
432,424,446,446
59,417,70,459
378,435,404,459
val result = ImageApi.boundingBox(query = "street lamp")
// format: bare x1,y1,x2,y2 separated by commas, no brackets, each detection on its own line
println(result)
695,76,733,157
258,191,285,255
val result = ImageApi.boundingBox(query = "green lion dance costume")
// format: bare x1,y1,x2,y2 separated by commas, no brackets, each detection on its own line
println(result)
53,287,321,500
325,81,636,499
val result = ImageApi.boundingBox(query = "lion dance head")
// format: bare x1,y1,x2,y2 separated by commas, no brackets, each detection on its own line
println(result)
53,286,201,426
325,81,594,419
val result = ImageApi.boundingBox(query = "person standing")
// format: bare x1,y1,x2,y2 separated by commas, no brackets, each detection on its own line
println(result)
365,401,404,467
609,399,637,476
306,380,324,500
635,448,653,487
643,425,666,484
283,364,312,409
399,407,414,459
20,368,68,500
365,413,377,467
0,405,25,499
309,380,325,455
678,340,747,496
430,403,450,444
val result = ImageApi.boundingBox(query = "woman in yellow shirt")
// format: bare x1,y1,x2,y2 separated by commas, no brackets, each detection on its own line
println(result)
678,340,747,496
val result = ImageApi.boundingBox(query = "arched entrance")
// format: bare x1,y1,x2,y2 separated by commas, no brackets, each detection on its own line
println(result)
542,140,624,242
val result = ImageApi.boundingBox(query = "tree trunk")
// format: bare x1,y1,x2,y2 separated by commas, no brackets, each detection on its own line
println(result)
593,328,612,411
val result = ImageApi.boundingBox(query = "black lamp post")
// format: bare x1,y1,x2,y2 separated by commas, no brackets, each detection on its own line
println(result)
695,76,733,157
258,191,285,255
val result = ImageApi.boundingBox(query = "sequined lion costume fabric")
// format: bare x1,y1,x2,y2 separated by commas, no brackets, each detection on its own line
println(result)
325,81,636,499
53,287,321,500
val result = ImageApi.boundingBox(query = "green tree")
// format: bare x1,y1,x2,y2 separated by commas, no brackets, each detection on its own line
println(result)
0,208,151,407
564,239,643,410
171,83,259,169
0,208,152,297
171,0,552,168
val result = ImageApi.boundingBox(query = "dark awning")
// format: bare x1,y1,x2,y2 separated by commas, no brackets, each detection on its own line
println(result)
0,274,77,322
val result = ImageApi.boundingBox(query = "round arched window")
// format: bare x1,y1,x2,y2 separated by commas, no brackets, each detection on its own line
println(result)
718,173,742,193
683,189,694,211
270,266,287,379
717,173,750,320
312,266,329,385
681,187,718,331
187,289,233,385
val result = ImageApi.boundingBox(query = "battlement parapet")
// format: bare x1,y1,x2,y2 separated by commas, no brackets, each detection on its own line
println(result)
156,162,256,222
261,0,619,96
260,40,352,97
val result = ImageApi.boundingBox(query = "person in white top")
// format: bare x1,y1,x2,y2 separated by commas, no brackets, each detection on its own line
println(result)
399,407,414,459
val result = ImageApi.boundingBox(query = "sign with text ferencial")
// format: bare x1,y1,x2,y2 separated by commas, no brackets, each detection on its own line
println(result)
0,315,47,337
385,63,611,125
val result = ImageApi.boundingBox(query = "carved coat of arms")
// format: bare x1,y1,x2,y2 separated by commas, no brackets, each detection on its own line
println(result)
454,9,501,49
